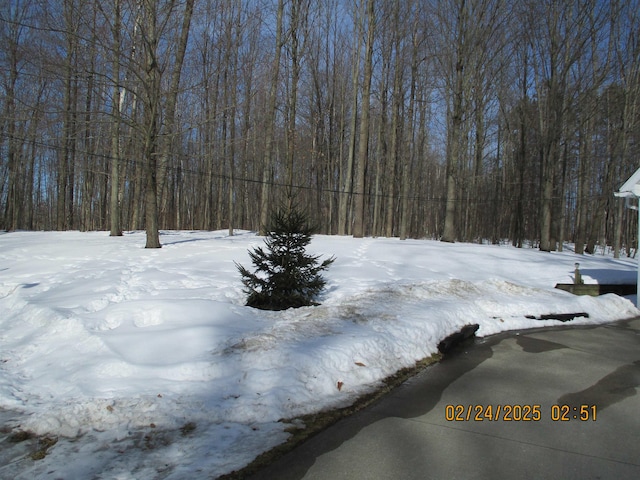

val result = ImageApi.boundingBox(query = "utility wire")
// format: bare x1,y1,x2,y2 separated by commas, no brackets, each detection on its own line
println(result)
0,133,621,206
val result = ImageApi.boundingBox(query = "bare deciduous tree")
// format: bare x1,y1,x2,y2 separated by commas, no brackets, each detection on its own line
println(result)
0,0,637,253
352,0,375,239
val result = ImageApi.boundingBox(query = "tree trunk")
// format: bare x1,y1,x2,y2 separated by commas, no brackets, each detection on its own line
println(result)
259,0,284,234
227,5,241,236
142,0,161,248
575,126,590,254
156,0,194,226
3,16,20,231
441,0,468,243
386,3,402,238
338,6,362,236
613,0,640,257
400,24,418,241
109,0,123,236
58,1,79,231
353,0,375,239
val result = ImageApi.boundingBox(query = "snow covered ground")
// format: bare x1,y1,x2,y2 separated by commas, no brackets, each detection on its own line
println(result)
0,230,638,479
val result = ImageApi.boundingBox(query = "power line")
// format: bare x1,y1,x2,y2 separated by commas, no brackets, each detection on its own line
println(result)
0,132,622,207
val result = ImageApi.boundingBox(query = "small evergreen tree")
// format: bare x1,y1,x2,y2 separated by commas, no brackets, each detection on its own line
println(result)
236,208,335,310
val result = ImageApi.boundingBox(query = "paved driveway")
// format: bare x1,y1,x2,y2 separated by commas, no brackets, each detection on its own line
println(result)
249,318,640,480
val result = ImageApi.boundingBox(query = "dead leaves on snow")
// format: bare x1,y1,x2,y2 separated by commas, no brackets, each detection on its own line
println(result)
337,361,368,391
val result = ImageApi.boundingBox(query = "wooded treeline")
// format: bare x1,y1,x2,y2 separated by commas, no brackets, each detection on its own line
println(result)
1,0,639,254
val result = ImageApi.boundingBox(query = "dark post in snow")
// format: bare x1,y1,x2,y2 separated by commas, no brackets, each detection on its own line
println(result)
574,263,583,285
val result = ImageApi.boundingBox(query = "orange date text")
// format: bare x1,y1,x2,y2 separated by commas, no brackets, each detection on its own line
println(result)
445,404,542,422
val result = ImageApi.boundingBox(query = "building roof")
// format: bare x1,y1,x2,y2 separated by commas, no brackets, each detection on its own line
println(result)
615,167,640,198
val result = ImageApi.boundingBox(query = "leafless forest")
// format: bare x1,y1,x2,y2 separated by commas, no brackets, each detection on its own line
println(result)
1,0,639,253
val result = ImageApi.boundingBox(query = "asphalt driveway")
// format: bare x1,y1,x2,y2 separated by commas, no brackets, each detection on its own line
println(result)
248,317,640,480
